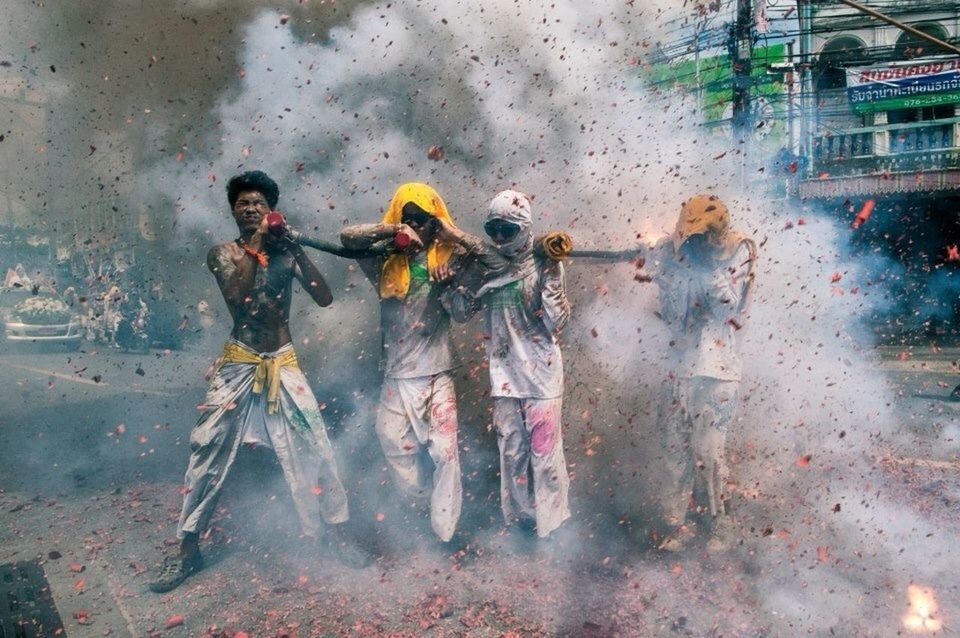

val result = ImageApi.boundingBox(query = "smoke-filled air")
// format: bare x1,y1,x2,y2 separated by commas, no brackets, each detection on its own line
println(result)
1,0,957,636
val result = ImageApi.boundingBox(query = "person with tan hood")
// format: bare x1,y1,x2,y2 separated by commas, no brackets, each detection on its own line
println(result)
649,194,757,552
341,183,473,543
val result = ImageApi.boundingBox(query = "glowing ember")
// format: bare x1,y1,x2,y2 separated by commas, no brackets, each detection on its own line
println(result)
902,585,943,633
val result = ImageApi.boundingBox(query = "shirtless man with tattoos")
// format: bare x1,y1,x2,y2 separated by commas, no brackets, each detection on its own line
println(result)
150,171,369,593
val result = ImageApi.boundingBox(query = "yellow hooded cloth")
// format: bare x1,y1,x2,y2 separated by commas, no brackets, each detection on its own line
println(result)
379,182,457,299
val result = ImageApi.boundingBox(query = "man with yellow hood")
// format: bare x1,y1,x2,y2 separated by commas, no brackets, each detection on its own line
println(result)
341,183,472,542
648,194,756,552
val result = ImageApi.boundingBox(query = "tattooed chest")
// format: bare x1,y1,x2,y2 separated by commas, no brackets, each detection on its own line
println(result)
244,264,292,308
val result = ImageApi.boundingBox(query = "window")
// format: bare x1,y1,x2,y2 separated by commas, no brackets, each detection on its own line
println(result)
815,36,867,91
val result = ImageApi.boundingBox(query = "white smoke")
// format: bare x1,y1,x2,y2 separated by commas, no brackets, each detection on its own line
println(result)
135,1,957,634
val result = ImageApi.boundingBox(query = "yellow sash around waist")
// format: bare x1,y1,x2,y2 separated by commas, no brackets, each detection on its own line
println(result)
220,342,299,414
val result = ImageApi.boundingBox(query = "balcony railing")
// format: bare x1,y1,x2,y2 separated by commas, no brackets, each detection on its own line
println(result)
811,116,960,175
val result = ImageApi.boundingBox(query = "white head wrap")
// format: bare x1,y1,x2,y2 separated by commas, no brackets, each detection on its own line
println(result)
486,190,533,259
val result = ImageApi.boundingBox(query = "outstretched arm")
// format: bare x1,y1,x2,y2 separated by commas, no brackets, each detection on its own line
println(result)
341,223,422,251
289,241,334,307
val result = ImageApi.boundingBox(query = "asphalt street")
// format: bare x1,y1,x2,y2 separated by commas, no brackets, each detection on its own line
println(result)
0,344,958,637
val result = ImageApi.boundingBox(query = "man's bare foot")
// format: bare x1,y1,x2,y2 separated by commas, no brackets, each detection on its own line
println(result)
658,525,695,553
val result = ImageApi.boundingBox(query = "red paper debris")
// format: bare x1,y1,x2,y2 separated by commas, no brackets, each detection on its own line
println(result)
796,454,812,468
164,615,185,629
73,609,93,625
427,145,444,161
851,199,875,229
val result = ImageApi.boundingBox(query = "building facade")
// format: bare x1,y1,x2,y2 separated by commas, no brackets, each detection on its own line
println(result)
797,0,960,338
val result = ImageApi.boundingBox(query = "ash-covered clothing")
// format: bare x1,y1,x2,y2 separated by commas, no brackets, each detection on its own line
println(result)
656,376,739,520
177,340,349,540
375,373,462,541
494,396,570,537
355,253,455,379
647,238,753,382
447,251,570,399
446,189,573,536
649,230,754,528
485,257,568,398
350,246,464,540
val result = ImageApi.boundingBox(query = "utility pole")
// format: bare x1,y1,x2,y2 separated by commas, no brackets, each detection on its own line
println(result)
729,0,755,139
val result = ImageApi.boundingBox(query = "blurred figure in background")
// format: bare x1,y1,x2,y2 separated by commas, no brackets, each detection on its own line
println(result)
649,194,756,553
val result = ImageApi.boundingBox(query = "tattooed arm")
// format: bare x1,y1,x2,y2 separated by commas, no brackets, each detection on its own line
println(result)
341,223,421,250
289,242,334,307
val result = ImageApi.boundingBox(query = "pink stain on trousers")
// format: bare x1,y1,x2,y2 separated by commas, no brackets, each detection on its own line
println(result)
527,407,558,456
430,395,458,437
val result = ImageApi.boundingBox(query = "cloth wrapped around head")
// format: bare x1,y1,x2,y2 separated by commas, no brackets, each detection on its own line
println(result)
487,190,534,259
672,193,758,311
379,182,457,299
672,193,745,260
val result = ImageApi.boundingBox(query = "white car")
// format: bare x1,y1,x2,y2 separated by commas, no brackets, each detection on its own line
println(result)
3,294,83,347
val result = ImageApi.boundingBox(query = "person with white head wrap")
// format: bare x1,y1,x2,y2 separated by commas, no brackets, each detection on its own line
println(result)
438,190,572,539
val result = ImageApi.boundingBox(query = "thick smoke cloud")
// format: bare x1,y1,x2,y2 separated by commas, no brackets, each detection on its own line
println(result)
3,0,956,634
131,2,959,633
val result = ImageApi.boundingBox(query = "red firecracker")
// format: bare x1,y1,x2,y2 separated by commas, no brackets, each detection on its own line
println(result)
851,199,875,229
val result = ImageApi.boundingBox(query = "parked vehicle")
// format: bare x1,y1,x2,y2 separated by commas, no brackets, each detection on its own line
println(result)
3,293,83,349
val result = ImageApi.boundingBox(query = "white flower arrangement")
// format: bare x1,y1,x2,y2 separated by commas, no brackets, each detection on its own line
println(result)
11,296,73,325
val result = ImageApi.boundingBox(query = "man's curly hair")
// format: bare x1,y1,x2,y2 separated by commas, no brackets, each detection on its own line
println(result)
226,171,280,209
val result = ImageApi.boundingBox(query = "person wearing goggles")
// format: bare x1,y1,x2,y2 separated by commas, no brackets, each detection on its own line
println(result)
438,190,572,541
340,183,477,544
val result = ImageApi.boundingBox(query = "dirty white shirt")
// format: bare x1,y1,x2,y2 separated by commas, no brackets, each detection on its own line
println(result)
358,252,455,379
649,239,752,381
480,257,570,399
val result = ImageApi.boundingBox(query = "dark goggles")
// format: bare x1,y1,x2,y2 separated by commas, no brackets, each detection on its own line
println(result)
401,203,434,227
484,219,521,241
